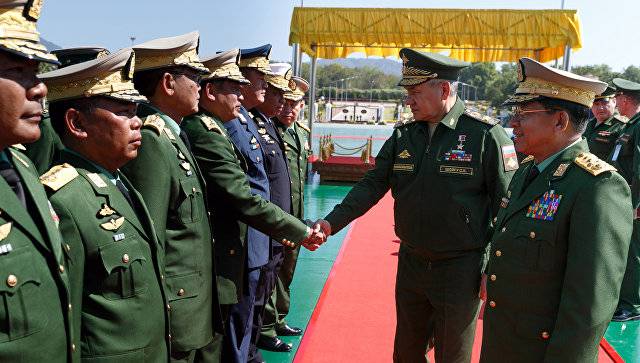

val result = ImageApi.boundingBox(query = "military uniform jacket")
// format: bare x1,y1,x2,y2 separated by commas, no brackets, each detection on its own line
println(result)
181,111,310,304
225,106,271,269
43,151,169,362
325,99,516,255
24,116,65,175
0,147,74,362
583,115,626,160
275,120,311,219
609,112,640,208
250,109,293,248
482,141,632,363
121,103,221,352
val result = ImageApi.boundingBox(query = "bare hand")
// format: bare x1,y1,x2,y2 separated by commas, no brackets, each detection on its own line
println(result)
313,219,332,237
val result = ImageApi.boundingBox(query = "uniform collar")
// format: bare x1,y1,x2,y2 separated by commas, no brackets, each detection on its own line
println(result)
62,148,119,186
535,138,581,173
436,97,465,130
144,103,181,135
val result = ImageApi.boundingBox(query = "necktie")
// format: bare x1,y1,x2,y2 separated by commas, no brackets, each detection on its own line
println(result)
115,178,135,209
179,130,192,151
0,160,26,207
288,128,300,148
522,164,540,190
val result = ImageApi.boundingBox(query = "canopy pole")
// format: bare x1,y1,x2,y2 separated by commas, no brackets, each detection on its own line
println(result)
291,44,299,76
308,45,318,147
563,45,571,71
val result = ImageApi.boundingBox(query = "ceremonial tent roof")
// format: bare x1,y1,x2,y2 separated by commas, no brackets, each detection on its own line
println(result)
289,7,582,62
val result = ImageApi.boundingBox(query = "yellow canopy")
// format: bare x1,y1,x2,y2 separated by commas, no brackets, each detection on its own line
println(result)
289,8,582,62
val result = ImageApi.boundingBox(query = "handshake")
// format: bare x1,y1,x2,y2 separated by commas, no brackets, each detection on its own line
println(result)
281,219,333,251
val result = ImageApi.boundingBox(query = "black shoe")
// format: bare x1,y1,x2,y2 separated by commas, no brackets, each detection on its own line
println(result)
612,309,640,322
276,324,303,336
257,336,292,352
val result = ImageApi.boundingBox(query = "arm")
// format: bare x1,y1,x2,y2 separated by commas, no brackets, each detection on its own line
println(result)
544,174,633,362
322,134,394,233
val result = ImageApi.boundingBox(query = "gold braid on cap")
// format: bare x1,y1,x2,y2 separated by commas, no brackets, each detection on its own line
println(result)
515,77,597,107
136,48,208,72
400,66,438,86
0,7,57,62
203,62,247,83
46,70,141,102
238,56,272,74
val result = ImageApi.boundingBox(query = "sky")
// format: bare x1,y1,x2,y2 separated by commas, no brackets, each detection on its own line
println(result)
38,0,639,71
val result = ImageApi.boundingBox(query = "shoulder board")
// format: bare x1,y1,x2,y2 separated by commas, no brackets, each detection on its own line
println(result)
574,152,616,176
10,144,26,151
521,155,534,163
464,110,499,126
40,163,79,191
615,115,629,124
142,114,164,134
201,115,224,135
394,119,415,129
296,121,310,133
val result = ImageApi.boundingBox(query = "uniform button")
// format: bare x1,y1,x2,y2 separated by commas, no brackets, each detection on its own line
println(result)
168,334,172,341
541,331,550,339
529,231,536,239
489,301,496,308
192,187,196,193
161,274,164,280
501,227,506,233
6,274,17,287
68,303,72,311
495,250,502,257
178,288,185,296
492,217,497,223
490,274,497,281
59,265,65,273
122,254,130,263
230,249,235,255
167,304,171,311
71,343,76,352
65,243,71,252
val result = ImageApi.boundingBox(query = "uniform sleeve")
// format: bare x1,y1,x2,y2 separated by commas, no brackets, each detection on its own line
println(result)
324,133,394,233
183,120,309,244
120,131,172,246
632,125,640,208
483,126,516,216
543,173,633,362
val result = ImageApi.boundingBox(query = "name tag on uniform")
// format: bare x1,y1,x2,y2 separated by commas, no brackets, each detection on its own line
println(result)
611,144,622,161
393,163,414,172
439,165,473,176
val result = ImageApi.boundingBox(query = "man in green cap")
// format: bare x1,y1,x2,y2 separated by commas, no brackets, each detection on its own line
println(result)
481,58,632,362
314,48,516,362
120,32,223,362
582,85,627,160
609,77,640,322
263,75,311,340
24,46,110,174
0,1,75,361
39,48,170,362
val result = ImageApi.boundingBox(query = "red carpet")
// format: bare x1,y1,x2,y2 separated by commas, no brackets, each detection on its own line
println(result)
295,193,623,363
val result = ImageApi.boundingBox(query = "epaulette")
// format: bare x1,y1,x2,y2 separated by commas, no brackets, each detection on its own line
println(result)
10,144,26,151
201,115,224,136
40,163,79,191
464,110,499,126
615,115,629,124
521,155,534,163
296,120,310,133
394,118,415,129
574,152,616,176
142,114,164,134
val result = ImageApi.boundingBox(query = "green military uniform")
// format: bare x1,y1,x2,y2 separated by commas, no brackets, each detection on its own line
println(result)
0,1,74,361
0,147,75,362
583,115,626,160
42,152,170,362
182,111,310,304
324,48,516,363
481,57,631,362
23,47,109,174
609,78,640,319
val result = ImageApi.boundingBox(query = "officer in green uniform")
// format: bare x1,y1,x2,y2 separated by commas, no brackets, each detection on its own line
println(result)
264,76,311,339
180,50,321,363
24,46,110,174
120,32,222,362
39,49,170,362
480,58,632,363
0,1,75,361
314,49,516,363
582,85,626,160
609,77,640,322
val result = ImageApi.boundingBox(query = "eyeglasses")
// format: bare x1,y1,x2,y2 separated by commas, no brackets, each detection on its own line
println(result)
508,107,554,121
171,70,201,84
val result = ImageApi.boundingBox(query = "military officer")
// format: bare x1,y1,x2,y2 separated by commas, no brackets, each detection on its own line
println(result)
251,63,297,359
24,46,110,174
40,49,170,361
480,58,632,363
609,77,640,322
0,1,75,361
181,49,321,363
314,49,516,363
120,32,223,362
264,76,312,340
582,85,626,160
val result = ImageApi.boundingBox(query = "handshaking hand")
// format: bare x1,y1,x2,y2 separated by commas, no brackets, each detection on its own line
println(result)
281,221,329,251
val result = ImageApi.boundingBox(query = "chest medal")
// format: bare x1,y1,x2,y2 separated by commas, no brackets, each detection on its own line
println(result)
526,190,562,221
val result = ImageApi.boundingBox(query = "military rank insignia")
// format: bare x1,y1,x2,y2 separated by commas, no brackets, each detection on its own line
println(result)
501,145,519,172
100,217,125,231
98,203,117,217
398,150,411,159
0,222,11,242
526,190,562,221
443,135,472,161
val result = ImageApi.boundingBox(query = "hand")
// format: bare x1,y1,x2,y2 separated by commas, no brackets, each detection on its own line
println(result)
313,219,332,237
478,273,487,301
281,225,327,251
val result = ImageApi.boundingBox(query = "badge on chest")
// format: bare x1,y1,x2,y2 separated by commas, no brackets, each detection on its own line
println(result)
526,190,562,221
443,134,472,162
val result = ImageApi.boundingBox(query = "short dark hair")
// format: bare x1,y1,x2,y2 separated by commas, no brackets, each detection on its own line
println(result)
132,68,167,98
49,98,96,136
622,92,640,104
535,96,590,134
